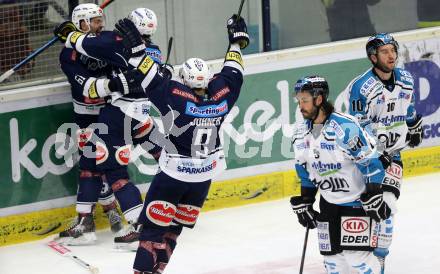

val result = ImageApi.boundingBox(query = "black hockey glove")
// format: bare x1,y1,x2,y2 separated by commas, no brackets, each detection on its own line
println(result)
159,63,174,80
406,114,423,147
360,185,391,222
115,18,146,57
227,14,250,49
290,196,319,229
108,70,144,95
54,21,77,43
379,151,392,170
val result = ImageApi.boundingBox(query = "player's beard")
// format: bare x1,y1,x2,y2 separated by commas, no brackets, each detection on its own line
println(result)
301,106,319,120
374,59,395,73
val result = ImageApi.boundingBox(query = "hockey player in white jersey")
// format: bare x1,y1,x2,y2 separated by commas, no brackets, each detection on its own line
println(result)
290,76,390,274
346,33,423,271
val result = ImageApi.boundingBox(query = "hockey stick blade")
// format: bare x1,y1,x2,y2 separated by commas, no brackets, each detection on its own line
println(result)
47,241,99,274
33,222,62,236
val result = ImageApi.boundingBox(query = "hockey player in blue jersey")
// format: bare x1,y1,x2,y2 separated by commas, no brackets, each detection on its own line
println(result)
55,7,162,248
290,76,390,274
345,33,423,271
80,13,248,273
56,3,123,245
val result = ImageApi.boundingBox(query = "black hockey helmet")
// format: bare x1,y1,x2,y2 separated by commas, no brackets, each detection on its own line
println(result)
294,75,329,100
366,32,399,57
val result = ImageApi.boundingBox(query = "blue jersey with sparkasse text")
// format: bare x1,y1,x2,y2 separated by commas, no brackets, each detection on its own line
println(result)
293,112,385,205
133,45,244,182
347,67,417,157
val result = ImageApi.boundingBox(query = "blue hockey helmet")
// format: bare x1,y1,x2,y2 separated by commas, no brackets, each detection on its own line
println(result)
294,75,329,100
366,33,399,57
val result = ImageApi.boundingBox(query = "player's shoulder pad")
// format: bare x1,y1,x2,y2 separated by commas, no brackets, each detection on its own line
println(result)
394,67,414,87
350,68,380,99
324,112,360,140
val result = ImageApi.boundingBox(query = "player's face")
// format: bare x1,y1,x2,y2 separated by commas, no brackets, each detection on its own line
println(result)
372,44,397,72
85,16,105,33
296,92,318,120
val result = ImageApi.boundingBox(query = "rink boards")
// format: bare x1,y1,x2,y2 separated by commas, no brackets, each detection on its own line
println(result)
2,27,440,246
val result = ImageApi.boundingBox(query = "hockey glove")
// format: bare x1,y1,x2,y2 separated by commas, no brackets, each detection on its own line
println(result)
360,185,391,222
54,21,77,43
227,14,250,49
290,196,319,229
115,18,146,57
108,70,144,95
379,151,392,170
406,114,423,147
159,63,174,80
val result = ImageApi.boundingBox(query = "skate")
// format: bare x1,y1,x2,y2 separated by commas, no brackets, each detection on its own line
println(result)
58,213,96,245
102,202,123,233
114,222,142,251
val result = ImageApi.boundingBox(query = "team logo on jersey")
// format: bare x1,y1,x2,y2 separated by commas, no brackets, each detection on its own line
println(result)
146,200,176,226
172,88,199,102
185,100,228,117
328,120,344,138
340,216,371,246
96,141,108,165
316,177,349,192
360,77,376,97
311,161,342,176
342,218,369,233
320,142,335,150
398,91,411,100
115,145,131,165
211,87,231,101
133,117,154,139
76,128,94,151
174,204,200,225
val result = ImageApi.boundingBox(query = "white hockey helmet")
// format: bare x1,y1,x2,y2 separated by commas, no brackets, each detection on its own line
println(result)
128,8,158,36
179,58,211,89
72,3,104,31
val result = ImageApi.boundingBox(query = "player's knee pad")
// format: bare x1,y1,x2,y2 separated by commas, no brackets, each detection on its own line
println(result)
382,161,402,199
133,240,166,274
173,204,201,228
76,170,102,213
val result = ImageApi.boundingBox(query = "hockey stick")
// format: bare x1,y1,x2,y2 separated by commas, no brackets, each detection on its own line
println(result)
299,227,309,274
47,240,99,274
164,37,173,66
237,0,246,17
0,0,115,83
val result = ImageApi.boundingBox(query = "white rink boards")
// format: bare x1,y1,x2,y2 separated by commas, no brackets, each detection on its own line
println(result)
1,173,439,274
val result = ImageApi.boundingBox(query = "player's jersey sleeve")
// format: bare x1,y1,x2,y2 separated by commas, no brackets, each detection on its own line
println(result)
59,48,110,99
397,69,418,124
330,113,385,184
65,31,129,68
348,70,381,127
295,163,316,189
208,43,244,105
